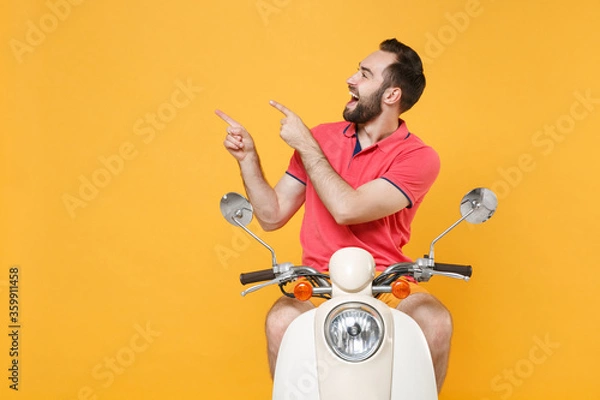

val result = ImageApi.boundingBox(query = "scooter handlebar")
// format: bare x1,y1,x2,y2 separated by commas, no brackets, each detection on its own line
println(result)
433,263,472,278
240,269,277,285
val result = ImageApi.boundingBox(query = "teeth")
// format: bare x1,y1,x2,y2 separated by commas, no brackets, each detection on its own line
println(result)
350,92,359,100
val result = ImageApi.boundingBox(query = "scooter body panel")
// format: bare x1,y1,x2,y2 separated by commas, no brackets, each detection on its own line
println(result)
272,296,438,400
272,310,320,399
388,307,438,399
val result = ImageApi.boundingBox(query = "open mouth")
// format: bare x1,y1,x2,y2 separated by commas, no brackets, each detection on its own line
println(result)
347,91,359,106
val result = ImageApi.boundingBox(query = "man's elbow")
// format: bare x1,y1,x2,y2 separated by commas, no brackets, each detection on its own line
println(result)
331,207,360,226
257,218,285,232
328,193,369,225
330,201,390,225
260,223,281,232
333,216,353,225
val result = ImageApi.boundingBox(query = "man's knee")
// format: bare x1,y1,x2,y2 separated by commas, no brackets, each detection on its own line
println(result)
397,293,453,341
265,296,314,339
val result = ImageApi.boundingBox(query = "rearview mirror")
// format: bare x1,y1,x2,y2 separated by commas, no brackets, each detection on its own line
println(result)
220,192,253,227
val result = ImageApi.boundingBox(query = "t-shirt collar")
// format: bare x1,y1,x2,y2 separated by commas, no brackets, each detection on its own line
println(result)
342,119,410,153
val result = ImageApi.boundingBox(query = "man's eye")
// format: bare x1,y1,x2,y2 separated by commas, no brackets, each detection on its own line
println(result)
357,69,367,78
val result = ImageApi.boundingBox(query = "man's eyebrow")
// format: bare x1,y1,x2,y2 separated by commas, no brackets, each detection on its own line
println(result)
358,63,373,76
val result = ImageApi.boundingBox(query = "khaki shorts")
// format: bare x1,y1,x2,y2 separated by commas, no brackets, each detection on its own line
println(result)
377,279,429,309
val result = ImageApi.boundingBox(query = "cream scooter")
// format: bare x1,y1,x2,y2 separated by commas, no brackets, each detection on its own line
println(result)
220,188,498,400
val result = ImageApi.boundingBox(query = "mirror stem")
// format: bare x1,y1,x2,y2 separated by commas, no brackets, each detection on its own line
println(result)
428,208,476,260
231,217,278,267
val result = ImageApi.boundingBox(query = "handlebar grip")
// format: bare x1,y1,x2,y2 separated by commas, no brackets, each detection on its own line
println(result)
240,269,276,285
434,263,473,278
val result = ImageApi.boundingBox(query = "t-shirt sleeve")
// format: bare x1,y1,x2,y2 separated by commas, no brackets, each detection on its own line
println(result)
381,146,440,208
285,150,307,186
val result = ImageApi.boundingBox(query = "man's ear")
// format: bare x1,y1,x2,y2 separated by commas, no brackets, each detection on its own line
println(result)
383,87,402,106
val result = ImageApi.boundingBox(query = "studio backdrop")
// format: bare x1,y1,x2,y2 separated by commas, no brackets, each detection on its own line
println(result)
2,0,599,399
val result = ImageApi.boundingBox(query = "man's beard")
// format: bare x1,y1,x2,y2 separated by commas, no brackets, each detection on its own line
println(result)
343,84,387,124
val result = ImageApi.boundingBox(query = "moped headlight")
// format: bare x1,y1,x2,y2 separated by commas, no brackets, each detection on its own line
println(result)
324,302,384,362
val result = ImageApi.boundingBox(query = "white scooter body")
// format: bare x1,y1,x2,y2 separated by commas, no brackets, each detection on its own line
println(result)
272,247,438,400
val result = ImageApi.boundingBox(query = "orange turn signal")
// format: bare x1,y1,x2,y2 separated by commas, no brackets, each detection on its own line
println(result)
293,281,313,301
391,279,411,299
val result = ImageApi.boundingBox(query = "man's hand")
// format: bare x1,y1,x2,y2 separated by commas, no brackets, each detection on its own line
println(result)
270,100,315,151
215,110,256,162
215,107,306,232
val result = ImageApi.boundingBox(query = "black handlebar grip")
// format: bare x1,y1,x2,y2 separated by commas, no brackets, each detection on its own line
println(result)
240,269,276,285
434,263,473,278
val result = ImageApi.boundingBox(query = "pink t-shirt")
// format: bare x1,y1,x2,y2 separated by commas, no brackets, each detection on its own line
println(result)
286,120,440,271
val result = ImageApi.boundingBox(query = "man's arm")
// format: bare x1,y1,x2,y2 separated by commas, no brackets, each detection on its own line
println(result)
240,157,306,231
270,101,410,225
289,132,409,225
216,109,306,231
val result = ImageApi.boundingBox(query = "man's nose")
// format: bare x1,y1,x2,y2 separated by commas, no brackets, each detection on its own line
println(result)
347,71,360,85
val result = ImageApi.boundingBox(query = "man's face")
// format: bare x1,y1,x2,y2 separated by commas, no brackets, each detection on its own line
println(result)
343,50,397,124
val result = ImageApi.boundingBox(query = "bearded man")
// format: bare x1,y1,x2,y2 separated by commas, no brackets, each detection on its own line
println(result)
217,38,450,392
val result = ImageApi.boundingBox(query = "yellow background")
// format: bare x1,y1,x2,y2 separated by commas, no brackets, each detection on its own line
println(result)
2,0,599,399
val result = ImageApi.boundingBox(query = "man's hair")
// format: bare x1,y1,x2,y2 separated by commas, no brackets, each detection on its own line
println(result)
379,38,426,113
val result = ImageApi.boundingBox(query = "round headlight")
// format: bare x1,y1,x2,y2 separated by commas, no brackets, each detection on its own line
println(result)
324,302,384,362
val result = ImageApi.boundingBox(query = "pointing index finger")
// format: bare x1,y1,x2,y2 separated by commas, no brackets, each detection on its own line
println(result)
215,109,243,128
269,100,293,117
